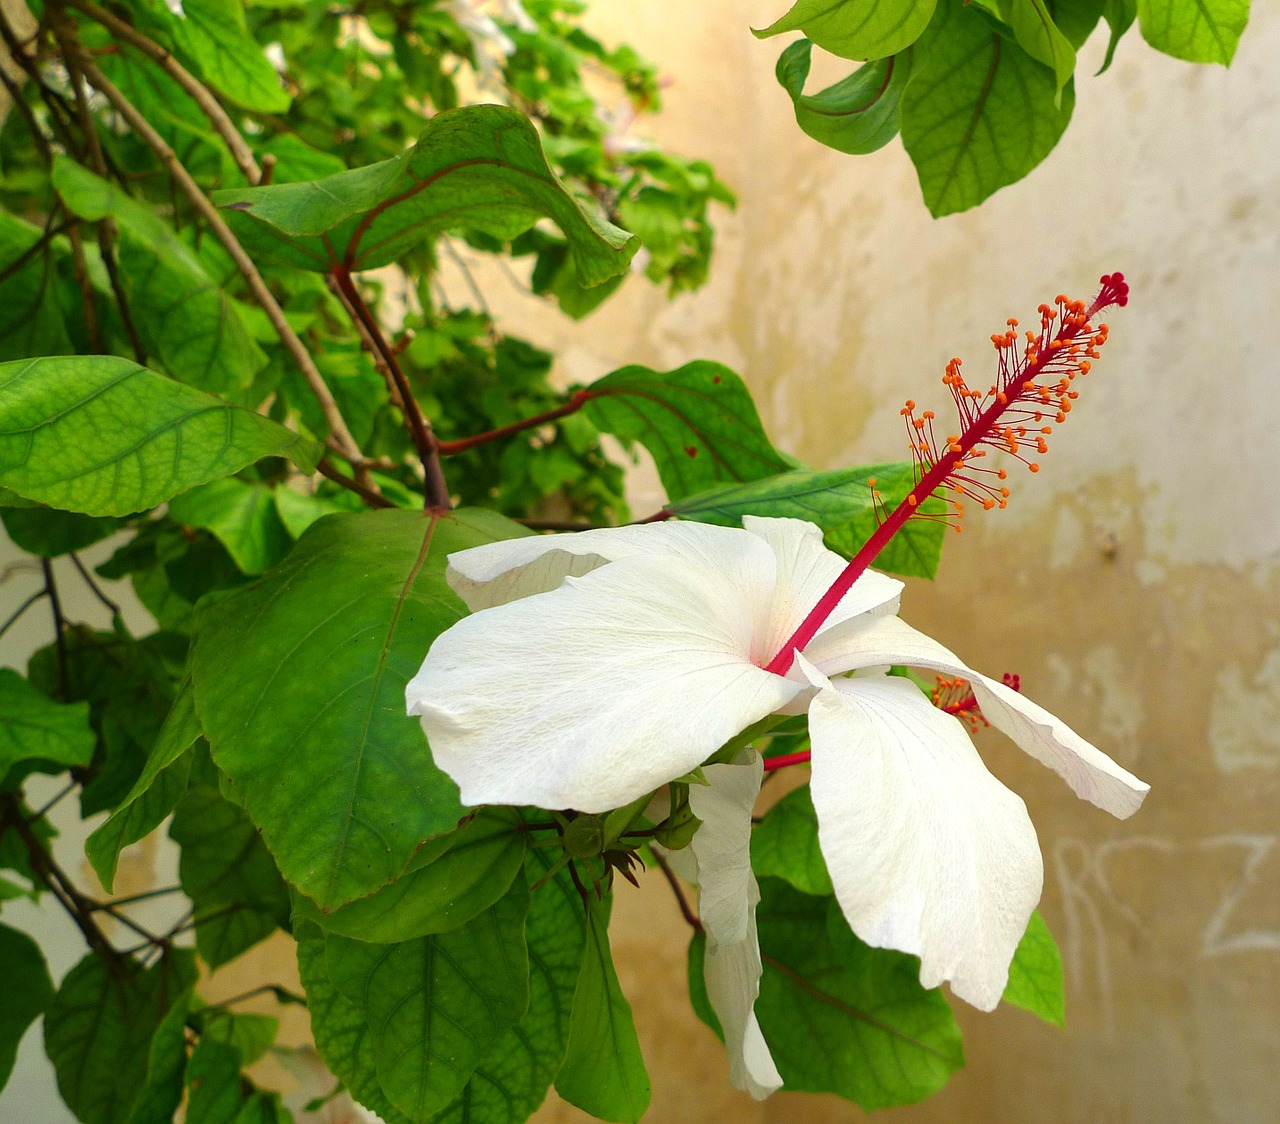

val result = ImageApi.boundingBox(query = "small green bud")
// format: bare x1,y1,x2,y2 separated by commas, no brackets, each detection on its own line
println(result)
561,814,606,858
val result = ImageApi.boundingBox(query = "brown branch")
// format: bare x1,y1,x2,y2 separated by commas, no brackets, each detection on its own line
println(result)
71,53,373,481
315,456,395,508
40,559,69,700
652,849,702,933
437,390,590,455
63,0,263,185
330,267,451,509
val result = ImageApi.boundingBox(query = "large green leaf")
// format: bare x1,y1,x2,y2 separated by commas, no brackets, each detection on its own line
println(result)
775,40,912,156
215,105,637,283
0,923,53,1089
1100,0,1138,69
295,926,412,1124
900,0,1074,216
53,159,267,397
754,879,963,1109
755,0,937,60
294,808,527,943
667,462,946,579
0,505,123,557
85,677,200,893
190,508,525,909
170,784,292,968
126,988,195,1124
0,356,321,517
168,479,293,575
555,893,650,1123
1137,0,1248,62
581,362,790,504
136,0,291,113
1002,910,1065,1025
0,214,74,362
44,950,197,1124
0,668,96,785
750,785,833,896
429,849,587,1124
326,877,531,1119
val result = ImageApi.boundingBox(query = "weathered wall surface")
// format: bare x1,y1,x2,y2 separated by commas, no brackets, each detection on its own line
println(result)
3,0,1279,1120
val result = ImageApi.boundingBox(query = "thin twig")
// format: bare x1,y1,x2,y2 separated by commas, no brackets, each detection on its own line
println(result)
97,885,182,909
28,780,76,821
315,456,396,508
651,849,702,933
0,217,69,285
202,983,308,1010
64,0,263,185
69,552,121,616
40,559,69,700
72,53,373,481
0,588,45,641
330,267,451,509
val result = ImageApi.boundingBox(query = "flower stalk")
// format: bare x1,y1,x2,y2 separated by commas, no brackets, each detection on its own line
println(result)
762,273,1129,676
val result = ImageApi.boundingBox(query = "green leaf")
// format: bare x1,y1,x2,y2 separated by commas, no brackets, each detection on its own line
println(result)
0,506,123,557
755,0,937,60
581,362,790,504
1136,0,1248,62
775,40,912,156
44,950,197,1124
429,849,587,1124
0,213,74,362
751,785,833,896
667,462,946,579
1100,0,1137,70
126,988,195,1124
294,807,527,943
85,677,201,893
170,784,291,968
0,668,96,784
754,879,964,1109
216,105,637,283
295,927,411,1124
555,892,650,1123
0,923,53,1089
1002,910,1065,1025
144,0,291,113
191,1009,279,1066
900,0,1074,216
169,479,293,574
999,0,1077,87
0,356,321,517
325,876,531,1119
184,1037,244,1124
190,508,525,909
685,932,723,1040
53,160,267,397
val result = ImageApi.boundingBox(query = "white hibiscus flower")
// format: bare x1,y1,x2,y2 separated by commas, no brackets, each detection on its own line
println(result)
405,515,1149,1088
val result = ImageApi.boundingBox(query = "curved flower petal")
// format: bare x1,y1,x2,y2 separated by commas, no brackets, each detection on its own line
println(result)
674,752,782,1100
447,520,781,611
802,614,1149,819
408,550,800,812
797,654,1043,1011
740,516,902,660
688,753,764,948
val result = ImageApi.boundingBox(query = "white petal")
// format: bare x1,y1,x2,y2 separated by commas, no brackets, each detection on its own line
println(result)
702,877,784,1100
407,551,800,812
447,520,779,611
802,613,1149,819
740,516,903,663
797,654,1043,1011
688,752,763,948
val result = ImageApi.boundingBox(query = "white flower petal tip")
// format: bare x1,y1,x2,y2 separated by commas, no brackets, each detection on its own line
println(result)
688,752,763,949
799,656,1043,1011
799,614,1150,820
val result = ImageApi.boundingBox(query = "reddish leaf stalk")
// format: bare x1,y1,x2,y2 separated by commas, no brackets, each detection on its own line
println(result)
437,390,592,455
762,274,1129,677
330,267,451,510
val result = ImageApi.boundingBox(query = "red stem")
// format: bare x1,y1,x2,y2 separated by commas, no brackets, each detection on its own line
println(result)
437,390,592,455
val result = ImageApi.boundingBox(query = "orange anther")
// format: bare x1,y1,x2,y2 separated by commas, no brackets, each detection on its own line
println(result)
982,498,995,511
1028,463,1040,473
997,468,1008,480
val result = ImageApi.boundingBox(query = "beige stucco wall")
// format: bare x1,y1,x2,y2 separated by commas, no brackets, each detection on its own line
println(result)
3,0,1279,1120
